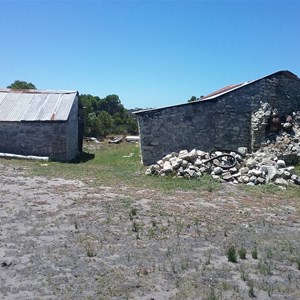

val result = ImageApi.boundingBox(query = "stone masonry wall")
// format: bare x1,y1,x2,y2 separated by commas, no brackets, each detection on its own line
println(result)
66,95,79,161
0,121,68,161
137,72,300,165
0,95,80,162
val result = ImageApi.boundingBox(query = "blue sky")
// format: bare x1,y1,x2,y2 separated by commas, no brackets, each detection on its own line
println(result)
1,0,299,109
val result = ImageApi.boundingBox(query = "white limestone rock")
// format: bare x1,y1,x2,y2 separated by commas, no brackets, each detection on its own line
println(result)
213,167,223,175
248,169,263,177
194,158,203,166
181,160,189,168
275,178,289,186
188,149,198,161
237,147,248,156
264,166,280,183
163,161,173,174
276,160,286,168
178,150,189,160
162,154,173,162
246,158,256,169
170,157,182,169
157,160,164,167
196,150,207,158
240,176,250,183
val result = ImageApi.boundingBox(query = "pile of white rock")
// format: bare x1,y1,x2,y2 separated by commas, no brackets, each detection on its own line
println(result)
145,116,300,186
145,147,300,186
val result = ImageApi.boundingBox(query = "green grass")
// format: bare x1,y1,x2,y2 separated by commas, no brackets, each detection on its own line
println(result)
240,179,300,198
3,141,300,195
2,142,220,192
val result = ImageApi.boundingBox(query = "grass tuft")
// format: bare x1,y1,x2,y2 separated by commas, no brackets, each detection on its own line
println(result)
226,245,237,263
238,247,247,259
251,247,258,259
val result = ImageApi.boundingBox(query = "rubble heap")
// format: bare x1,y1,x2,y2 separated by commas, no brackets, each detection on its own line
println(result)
145,111,300,186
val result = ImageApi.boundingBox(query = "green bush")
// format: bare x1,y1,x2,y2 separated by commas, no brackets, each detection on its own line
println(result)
239,247,247,259
226,245,237,263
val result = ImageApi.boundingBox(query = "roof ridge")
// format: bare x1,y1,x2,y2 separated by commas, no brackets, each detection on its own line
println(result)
0,89,77,94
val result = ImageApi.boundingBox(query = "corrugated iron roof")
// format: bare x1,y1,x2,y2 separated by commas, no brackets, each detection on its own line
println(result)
0,89,78,121
200,82,246,100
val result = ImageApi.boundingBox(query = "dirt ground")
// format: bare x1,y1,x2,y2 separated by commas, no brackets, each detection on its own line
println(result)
0,161,300,299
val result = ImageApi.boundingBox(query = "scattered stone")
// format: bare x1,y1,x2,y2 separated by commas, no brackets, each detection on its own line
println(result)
194,158,202,166
275,178,289,186
237,147,248,157
276,160,286,169
178,150,189,160
283,122,293,131
246,158,256,168
248,169,262,177
222,172,233,181
163,161,173,174
197,150,207,158
240,176,250,183
145,111,300,186
188,149,198,161
264,166,280,183
229,167,238,174
170,157,182,169
213,167,223,175
256,177,266,185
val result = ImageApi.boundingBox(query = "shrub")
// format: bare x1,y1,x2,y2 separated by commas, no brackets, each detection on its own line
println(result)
239,247,247,259
226,245,237,263
252,247,258,259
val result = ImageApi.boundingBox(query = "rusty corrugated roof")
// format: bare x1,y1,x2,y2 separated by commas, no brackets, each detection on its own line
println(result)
200,83,246,100
0,89,78,121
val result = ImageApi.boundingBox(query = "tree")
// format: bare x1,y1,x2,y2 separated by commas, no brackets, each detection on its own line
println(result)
7,80,36,89
79,93,138,138
97,111,113,137
98,94,124,115
188,96,197,103
85,112,101,137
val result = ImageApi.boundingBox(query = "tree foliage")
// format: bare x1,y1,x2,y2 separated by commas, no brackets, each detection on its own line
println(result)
80,94,138,138
188,96,197,102
7,80,36,89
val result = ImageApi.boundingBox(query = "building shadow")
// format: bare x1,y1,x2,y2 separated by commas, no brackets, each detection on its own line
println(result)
71,151,95,163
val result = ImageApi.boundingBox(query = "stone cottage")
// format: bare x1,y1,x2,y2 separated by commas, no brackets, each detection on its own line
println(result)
134,70,300,165
0,89,82,161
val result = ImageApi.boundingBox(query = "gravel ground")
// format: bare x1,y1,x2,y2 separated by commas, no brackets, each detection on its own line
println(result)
1,162,300,299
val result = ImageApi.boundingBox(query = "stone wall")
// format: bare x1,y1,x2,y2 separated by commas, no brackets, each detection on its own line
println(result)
136,72,300,165
0,96,80,161
66,95,80,161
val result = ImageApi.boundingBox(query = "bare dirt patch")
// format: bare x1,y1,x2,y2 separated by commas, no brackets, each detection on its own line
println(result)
0,162,300,299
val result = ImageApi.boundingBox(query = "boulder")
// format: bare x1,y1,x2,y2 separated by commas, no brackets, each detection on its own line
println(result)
240,176,250,183
275,178,289,186
194,158,203,166
246,158,256,168
256,177,266,185
276,160,286,168
170,157,182,169
213,167,223,175
163,161,173,174
248,169,263,177
222,172,233,181
264,166,280,183
237,147,248,157
188,149,198,161
178,150,189,160
197,150,207,158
